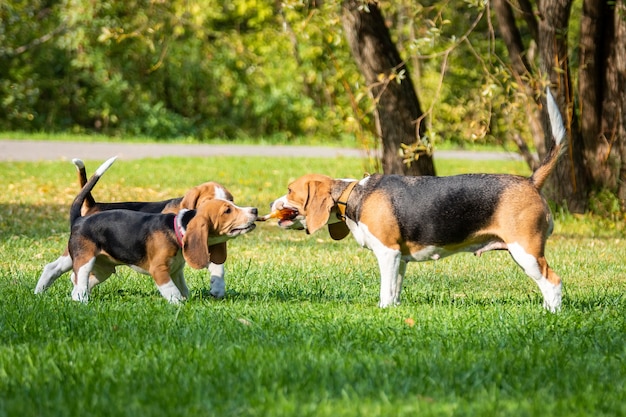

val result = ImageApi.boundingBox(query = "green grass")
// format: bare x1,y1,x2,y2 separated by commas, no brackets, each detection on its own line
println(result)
1,155,625,417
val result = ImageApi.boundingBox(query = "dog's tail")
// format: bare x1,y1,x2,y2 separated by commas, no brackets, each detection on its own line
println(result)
70,156,117,225
530,88,568,190
72,158,97,212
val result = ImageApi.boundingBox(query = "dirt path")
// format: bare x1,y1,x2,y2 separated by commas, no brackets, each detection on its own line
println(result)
0,139,522,161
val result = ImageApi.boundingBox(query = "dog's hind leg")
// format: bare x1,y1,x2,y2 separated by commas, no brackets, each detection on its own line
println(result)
71,257,95,303
87,262,116,291
508,242,562,312
35,253,73,294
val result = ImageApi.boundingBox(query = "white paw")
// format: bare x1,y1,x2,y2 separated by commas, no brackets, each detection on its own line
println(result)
378,298,400,308
158,281,184,303
543,283,562,313
210,276,226,298
71,287,89,303
168,295,185,304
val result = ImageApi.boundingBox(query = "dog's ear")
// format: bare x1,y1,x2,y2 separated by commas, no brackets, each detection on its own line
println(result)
208,242,227,264
182,215,210,269
180,187,201,209
328,222,350,240
304,180,334,235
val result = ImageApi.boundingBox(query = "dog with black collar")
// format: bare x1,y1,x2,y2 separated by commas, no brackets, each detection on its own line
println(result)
268,88,566,311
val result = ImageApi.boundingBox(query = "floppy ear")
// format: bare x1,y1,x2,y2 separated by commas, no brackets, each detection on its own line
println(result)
303,180,335,235
180,187,201,209
182,215,210,269
208,242,227,264
328,222,350,240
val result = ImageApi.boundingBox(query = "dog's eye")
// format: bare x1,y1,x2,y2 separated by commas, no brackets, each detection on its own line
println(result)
224,207,232,214
287,188,292,195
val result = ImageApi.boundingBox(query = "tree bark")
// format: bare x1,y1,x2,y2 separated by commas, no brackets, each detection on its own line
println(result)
341,0,435,176
537,0,589,213
493,0,592,212
579,0,619,191
615,0,626,211
593,0,626,211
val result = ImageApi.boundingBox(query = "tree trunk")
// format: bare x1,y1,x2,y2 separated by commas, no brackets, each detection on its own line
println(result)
493,0,595,213
589,0,626,211
614,0,626,211
537,0,589,213
578,0,626,212
341,0,435,176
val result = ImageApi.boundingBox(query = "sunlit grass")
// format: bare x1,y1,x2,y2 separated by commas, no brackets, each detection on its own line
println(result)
1,156,625,417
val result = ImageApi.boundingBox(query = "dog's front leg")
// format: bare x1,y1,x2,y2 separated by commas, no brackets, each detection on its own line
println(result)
151,265,185,304
375,247,403,308
171,268,189,300
156,280,185,304
395,260,407,302
208,263,226,298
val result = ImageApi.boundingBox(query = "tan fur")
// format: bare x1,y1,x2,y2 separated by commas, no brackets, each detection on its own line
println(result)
182,212,210,269
182,200,254,268
284,175,336,234
178,182,234,212
531,142,566,189
359,191,402,251
304,180,335,234
145,232,180,286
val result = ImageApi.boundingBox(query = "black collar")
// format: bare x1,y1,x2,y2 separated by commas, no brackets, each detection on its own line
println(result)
336,181,358,222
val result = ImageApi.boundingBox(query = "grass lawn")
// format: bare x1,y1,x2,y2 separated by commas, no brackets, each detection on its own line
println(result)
1,154,625,417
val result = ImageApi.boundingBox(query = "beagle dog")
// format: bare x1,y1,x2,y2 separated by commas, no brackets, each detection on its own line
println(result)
66,157,257,303
35,159,234,298
269,89,566,311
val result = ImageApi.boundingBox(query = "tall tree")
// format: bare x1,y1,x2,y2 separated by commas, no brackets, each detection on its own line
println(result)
493,0,626,213
341,0,435,176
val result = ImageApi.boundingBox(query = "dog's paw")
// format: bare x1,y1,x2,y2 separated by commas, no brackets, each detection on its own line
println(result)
71,287,89,303
378,299,401,308
210,276,226,299
158,281,185,303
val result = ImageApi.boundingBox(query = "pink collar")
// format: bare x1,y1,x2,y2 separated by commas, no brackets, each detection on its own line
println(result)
174,209,189,247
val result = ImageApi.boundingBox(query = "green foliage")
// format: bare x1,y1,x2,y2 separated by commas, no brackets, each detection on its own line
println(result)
0,0,358,141
0,0,536,146
1,157,625,416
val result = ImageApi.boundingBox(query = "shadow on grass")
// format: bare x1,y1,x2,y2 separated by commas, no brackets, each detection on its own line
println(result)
0,203,68,241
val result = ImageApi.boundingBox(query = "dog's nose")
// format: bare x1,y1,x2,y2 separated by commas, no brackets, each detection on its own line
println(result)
251,207,258,216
